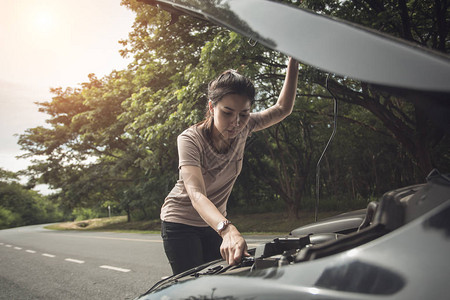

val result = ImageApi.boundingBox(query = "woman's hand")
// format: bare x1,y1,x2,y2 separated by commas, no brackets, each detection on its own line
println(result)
288,56,299,68
220,225,250,265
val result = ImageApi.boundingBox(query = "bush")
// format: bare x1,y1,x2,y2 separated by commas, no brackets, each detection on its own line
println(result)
0,206,22,229
72,207,101,221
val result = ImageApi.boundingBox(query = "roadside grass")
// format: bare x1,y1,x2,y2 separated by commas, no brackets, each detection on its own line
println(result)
45,210,343,234
45,216,161,233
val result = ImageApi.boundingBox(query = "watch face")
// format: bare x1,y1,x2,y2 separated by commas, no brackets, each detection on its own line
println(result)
217,221,224,231
217,220,229,232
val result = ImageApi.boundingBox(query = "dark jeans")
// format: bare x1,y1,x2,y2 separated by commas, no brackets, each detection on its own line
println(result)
161,221,222,275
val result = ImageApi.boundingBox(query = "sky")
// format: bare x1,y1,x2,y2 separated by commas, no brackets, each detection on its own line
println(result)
0,0,135,192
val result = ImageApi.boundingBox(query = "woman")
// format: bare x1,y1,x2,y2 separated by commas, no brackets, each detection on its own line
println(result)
161,57,299,274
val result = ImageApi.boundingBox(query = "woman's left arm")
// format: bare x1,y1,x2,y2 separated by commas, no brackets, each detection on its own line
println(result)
254,57,299,130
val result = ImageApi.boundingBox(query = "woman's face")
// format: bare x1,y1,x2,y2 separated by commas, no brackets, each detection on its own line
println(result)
210,94,251,140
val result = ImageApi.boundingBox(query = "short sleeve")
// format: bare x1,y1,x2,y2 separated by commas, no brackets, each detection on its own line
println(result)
177,130,202,169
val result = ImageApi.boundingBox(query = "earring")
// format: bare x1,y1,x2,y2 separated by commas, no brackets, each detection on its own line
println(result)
208,100,214,115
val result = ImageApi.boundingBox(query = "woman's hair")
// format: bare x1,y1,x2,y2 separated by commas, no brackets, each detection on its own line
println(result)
199,69,256,137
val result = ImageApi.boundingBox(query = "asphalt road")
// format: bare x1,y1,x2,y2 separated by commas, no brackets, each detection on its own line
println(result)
0,224,276,300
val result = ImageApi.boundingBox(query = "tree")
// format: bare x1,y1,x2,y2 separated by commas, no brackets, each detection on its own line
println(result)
295,0,450,178
17,71,145,219
0,168,63,228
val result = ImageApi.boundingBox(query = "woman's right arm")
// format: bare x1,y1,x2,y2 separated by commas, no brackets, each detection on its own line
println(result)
252,57,299,131
181,165,225,227
180,165,249,265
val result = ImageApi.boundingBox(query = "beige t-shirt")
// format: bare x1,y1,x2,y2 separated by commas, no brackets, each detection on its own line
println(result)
160,112,266,227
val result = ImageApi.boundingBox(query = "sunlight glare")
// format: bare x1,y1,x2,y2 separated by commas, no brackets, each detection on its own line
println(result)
33,10,54,33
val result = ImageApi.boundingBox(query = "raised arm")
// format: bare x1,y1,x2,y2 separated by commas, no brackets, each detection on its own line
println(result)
254,57,299,131
180,165,249,265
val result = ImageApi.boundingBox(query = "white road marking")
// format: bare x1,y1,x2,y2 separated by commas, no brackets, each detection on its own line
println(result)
14,247,22,250
0,243,3,245
5,244,12,247
100,265,131,273
42,253,56,258
65,258,85,264
26,250,37,253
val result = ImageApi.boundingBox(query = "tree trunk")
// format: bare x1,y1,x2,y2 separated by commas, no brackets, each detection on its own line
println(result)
324,78,435,180
397,0,414,41
126,203,131,223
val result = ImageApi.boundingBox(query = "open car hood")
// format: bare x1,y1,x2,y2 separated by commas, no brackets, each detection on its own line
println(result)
140,0,450,93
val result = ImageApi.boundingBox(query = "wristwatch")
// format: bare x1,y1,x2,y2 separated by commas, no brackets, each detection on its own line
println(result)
216,220,231,235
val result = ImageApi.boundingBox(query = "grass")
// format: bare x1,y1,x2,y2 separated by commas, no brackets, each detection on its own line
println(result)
45,210,344,234
45,216,161,233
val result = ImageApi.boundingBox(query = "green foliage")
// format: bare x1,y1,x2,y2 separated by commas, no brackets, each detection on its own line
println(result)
0,206,21,229
72,207,101,221
0,168,63,229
